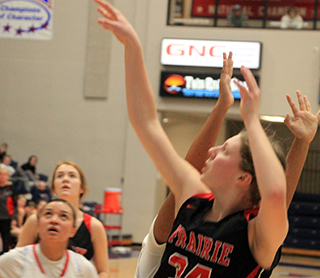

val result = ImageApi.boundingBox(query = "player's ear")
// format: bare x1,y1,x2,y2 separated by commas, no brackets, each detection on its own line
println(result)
237,172,252,186
70,226,77,238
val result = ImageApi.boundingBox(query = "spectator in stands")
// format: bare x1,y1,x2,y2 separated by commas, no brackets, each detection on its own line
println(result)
280,6,304,29
10,219,21,248
36,199,47,212
0,143,8,162
10,167,31,195
23,200,37,223
0,168,16,255
227,4,248,27
16,195,27,227
0,155,15,177
30,180,51,204
11,196,47,250
21,155,39,184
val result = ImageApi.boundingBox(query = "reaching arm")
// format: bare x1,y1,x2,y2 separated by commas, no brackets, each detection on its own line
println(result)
154,53,235,244
91,217,110,278
16,214,38,247
185,53,234,171
96,0,209,211
235,67,287,269
284,91,320,209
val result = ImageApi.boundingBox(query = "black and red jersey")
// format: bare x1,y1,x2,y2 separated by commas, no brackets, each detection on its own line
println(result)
69,213,94,260
155,193,279,278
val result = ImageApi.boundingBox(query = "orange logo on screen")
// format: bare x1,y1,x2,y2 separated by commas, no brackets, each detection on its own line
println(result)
164,74,186,94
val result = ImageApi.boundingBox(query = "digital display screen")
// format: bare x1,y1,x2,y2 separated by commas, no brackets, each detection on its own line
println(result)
161,38,262,69
159,71,259,100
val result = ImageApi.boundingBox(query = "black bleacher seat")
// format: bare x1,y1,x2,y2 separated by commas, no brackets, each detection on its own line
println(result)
284,192,320,252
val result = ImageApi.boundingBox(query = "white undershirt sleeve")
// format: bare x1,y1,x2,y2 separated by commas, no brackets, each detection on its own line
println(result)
134,216,167,278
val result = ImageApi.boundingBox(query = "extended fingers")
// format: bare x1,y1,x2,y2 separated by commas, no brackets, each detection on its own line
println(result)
283,113,292,128
221,52,232,75
97,7,112,20
240,66,259,93
221,53,227,73
304,95,312,112
95,0,118,20
223,52,227,60
234,78,247,98
286,94,299,115
296,90,307,111
222,52,233,76
227,52,233,76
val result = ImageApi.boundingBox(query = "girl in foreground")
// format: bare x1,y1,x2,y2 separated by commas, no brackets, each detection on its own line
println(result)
17,162,110,278
96,1,291,276
134,89,320,278
0,199,98,277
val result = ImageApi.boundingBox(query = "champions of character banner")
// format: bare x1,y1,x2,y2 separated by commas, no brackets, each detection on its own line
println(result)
0,0,54,40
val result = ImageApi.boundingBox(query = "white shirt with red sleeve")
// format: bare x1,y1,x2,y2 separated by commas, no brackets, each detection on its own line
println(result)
0,244,98,278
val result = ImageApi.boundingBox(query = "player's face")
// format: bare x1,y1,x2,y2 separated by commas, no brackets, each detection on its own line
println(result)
37,201,76,243
201,134,244,191
53,164,83,201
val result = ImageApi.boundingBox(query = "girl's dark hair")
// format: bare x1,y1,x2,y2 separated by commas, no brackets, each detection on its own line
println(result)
37,198,76,227
239,129,286,206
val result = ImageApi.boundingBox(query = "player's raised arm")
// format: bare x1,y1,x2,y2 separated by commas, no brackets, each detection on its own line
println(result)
235,67,287,269
155,52,235,243
95,0,209,209
284,91,320,208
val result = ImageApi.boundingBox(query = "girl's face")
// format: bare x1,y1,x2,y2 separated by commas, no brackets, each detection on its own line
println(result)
0,170,9,185
30,156,37,166
201,134,244,191
17,197,27,207
289,10,297,18
3,156,10,166
53,164,84,200
37,201,76,243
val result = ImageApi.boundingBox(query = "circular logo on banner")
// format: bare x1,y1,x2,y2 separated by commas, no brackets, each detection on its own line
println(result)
163,74,186,94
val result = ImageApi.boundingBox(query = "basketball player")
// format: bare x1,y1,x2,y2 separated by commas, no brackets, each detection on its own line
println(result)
17,162,110,277
134,89,320,278
0,199,98,277
94,1,318,277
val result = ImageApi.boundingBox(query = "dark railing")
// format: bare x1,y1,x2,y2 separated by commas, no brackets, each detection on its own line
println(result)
168,0,320,30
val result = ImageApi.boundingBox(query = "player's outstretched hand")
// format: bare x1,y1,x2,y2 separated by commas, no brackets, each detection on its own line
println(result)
284,90,320,143
95,0,138,45
218,52,234,110
234,66,261,124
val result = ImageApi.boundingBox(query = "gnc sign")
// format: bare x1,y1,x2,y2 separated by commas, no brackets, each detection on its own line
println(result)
161,38,261,69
